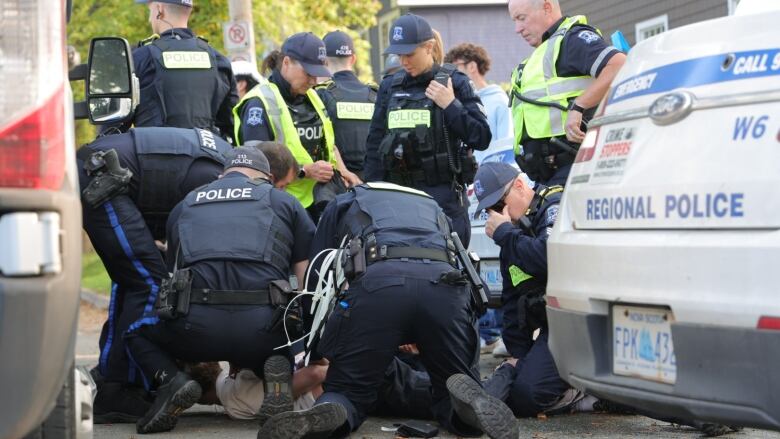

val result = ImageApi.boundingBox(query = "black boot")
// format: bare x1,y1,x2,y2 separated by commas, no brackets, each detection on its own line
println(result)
257,402,348,439
257,355,294,424
447,374,519,439
136,372,202,434
93,380,153,424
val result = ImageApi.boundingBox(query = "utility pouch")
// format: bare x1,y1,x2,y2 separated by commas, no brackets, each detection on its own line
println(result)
173,268,192,317
81,149,133,208
268,279,293,306
434,152,450,181
420,156,438,185
155,277,178,320
460,154,478,184
414,124,432,154
379,135,396,164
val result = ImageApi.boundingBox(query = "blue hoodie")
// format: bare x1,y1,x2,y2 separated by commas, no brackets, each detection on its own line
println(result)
476,84,514,162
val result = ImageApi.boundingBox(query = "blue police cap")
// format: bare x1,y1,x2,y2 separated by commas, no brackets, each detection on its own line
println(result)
282,32,331,78
224,146,271,174
135,0,193,6
384,14,433,55
323,30,354,57
473,162,520,218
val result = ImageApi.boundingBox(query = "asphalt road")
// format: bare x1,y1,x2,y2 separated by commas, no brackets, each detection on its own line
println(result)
77,302,780,439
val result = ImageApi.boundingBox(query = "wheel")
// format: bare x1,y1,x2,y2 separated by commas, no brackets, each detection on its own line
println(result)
24,362,92,439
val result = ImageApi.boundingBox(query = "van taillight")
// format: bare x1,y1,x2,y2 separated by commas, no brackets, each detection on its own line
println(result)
0,88,66,190
758,316,780,331
574,128,599,163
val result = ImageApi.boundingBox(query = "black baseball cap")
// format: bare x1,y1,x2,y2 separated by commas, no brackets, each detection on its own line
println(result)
282,32,331,78
135,0,193,7
384,13,434,55
323,30,354,57
224,146,271,174
473,162,520,218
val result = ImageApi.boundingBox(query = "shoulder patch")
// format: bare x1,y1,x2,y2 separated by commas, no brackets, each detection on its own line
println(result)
246,107,264,126
138,34,160,47
577,30,600,44
545,204,559,225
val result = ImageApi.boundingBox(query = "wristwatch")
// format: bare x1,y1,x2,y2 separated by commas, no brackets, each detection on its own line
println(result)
568,100,586,113
298,167,306,179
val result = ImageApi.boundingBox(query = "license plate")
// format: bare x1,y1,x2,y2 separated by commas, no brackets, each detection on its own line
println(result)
612,305,676,384
479,259,503,293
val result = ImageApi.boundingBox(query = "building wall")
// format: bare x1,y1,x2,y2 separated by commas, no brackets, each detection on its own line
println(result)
559,0,729,47
368,4,533,84
409,5,533,84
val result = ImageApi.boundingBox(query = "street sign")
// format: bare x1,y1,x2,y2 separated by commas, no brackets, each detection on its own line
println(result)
223,20,250,50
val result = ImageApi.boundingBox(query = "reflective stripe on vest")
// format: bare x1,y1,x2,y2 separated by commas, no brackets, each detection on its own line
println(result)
511,16,595,154
232,78,336,208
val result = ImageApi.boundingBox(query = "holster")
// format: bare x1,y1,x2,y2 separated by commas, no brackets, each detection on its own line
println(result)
155,269,192,320
518,288,547,331
81,149,133,208
342,236,366,281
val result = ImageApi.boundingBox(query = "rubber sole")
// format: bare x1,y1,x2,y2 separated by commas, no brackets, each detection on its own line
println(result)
257,355,294,424
136,379,202,434
94,411,142,424
256,402,348,439
447,374,519,439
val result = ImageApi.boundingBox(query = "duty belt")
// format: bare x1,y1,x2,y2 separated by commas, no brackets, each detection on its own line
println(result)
366,245,455,266
190,288,272,306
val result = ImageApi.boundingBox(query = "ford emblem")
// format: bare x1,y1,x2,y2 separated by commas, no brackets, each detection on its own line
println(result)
649,91,694,126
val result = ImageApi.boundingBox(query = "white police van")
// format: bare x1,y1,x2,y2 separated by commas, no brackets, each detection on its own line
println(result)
546,2,780,431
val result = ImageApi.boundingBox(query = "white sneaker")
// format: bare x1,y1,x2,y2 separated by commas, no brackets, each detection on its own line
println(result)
492,339,510,358
480,339,498,354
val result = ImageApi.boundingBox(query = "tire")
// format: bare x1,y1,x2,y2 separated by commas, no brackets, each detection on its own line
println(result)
24,363,77,439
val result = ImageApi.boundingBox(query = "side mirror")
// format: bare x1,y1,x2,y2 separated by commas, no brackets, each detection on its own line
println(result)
71,37,139,124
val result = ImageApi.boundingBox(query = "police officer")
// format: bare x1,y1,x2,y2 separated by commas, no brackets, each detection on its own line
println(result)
364,14,492,248
129,0,238,136
446,162,569,431
77,127,232,423
507,0,625,185
232,60,262,99
126,146,316,434
259,182,517,439
232,32,361,219
315,30,377,180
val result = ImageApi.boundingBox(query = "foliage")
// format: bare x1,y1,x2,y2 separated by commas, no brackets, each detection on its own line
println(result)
82,250,111,295
67,1,380,144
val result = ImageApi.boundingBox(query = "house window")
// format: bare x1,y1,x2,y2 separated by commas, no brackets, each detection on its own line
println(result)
728,0,741,15
635,14,668,43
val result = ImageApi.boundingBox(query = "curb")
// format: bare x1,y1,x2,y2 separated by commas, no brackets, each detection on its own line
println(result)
80,289,109,310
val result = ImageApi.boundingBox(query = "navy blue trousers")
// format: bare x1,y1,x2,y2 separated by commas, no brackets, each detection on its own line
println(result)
314,260,482,437
483,329,569,417
80,162,166,384
125,304,291,386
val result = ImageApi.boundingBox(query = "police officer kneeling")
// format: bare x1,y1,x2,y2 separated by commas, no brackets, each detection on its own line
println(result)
447,162,573,426
259,182,517,439
126,146,316,434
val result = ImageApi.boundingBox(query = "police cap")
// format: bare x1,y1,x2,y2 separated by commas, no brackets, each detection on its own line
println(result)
134,0,193,7
473,162,520,218
384,13,433,55
323,30,354,57
282,32,331,78
224,146,271,175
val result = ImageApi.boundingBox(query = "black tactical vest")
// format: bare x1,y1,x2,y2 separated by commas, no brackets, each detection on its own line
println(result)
135,37,228,133
318,81,377,173
133,127,230,221
288,99,326,162
380,65,476,188
340,184,452,254
177,176,294,274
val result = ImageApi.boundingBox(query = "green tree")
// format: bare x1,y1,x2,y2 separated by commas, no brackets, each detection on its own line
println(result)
67,0,381,132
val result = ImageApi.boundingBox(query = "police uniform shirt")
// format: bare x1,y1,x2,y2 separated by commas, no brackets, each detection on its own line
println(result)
547,17,621,79
363,67,492,181
133,28,239,135
492,191,560,356
165,172,316,289
239,70,325,159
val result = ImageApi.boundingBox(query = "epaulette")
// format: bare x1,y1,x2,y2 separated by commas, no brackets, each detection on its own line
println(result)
138,34,160,47
314,79,336,90
196,35,210,44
